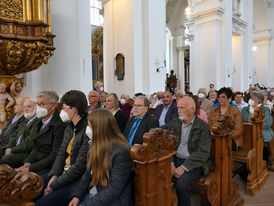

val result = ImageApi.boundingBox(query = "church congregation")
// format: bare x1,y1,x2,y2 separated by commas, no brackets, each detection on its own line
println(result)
0,82,273,206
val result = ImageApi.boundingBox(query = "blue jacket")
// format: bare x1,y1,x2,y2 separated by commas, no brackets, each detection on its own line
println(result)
154,102,178,129
241,105,273,142
72,144,133,206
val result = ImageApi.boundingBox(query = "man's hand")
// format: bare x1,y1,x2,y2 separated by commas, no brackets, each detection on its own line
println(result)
44,175,57,196
5,150,11,155
68,197,80,206
173,166,185,179
171,163,176,176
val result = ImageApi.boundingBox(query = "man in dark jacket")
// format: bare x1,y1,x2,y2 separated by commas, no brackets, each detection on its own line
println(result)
15,91,67,175
168,97,212,206
154,91,178,129
123,95,159,146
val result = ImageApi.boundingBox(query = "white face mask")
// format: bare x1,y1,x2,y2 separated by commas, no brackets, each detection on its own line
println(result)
59,110,70,122
36,106,48,118
198,93,205,99
100,87,104,92
85,125,93,144
24,109,36,119
248,99,255,107
120,98,126,105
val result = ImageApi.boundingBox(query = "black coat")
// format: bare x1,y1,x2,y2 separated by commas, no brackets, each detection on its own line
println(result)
154,102,178,129
24,110,67,174
114,110,127,133
72,144,133,206
123,113,159,145
0,114,25,146
48,116,89,191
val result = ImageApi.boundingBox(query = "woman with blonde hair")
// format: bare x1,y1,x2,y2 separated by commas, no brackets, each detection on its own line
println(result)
69,109,133,206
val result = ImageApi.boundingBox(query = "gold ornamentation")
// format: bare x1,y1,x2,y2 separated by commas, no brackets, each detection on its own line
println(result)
0,0,23,20
1,24,9,33
92,26,103,59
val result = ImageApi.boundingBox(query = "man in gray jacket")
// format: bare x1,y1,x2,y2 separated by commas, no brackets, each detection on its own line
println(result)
168,97,212,206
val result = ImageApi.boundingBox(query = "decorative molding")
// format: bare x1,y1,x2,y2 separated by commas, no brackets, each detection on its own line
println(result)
266,0,274,8
192,7,225,21
232,16,247,33
0,0,23,20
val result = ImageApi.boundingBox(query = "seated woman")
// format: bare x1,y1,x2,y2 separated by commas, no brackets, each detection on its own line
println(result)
68,109,133,206
0,96,28,148
105,93,128,133
241,92,273,167
191,95,208,123
35,90,89,206
208,87,243,151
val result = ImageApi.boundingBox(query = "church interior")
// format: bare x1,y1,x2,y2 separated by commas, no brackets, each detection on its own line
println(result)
1,0,274,205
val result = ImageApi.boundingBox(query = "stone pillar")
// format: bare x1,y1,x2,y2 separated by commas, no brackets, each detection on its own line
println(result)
22,0,92,97
103,0,166,96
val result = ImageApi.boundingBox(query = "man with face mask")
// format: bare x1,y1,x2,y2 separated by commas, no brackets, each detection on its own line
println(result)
197,88,213,117
15,91,67,175
0,98,39,168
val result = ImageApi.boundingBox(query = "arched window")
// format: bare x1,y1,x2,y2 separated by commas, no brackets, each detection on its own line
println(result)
90,0,104,26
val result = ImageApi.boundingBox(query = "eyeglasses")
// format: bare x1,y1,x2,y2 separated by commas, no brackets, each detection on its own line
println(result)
37,102,51,107
133,104,145,108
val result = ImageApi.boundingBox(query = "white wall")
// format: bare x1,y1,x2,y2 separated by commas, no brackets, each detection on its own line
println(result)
22,0,92,98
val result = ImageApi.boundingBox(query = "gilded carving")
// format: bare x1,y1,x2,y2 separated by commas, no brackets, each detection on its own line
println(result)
1,24,9,33
16,25,24,35
92,26,103,59
0,0,23,20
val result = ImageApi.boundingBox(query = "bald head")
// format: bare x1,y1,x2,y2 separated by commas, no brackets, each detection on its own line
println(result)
177,97,196,123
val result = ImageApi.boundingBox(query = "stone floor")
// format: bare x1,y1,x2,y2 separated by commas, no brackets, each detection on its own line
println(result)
190,171,274,206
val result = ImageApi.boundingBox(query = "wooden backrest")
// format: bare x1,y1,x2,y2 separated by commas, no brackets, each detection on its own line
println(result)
242,123,255,149
131,128,178,206
0,164,43,206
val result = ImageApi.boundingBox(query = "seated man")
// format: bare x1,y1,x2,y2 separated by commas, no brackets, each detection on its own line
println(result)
233,91,248,111
168,97,212,206
99,91,108,108
154,91,178,129
123,95,159,146
15,91,67,175
197,88,213,116
87,90,101,114
0,98,39,168
0,96,28,148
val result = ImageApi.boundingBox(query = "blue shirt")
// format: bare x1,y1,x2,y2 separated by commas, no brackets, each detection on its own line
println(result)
127,115,144,147
159,104,171,127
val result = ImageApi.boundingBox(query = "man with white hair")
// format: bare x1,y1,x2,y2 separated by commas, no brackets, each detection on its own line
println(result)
168,97,212,206
0,98,39,168
197,88,213,116
94,81,104,93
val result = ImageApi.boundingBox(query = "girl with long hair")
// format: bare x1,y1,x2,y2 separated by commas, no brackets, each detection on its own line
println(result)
69,109,133,206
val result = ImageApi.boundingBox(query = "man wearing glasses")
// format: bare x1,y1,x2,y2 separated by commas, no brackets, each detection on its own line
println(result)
123,95,159,146
15,91,67,175
87,90,101,114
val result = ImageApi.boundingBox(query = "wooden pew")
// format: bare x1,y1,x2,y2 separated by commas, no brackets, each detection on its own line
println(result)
131,128,178,206
269,111,274,171
232,107,269,195
198,116,243,206
0,164,43,206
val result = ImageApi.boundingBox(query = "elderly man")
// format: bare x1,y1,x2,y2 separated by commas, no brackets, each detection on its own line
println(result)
99,91,108,108
15,91,67,175
241,93,273,169
154,91,178,129
87,90,101,114
0,98,39,168
208,90,217,104
168,97,212,206
197,88,213,116
123,95,159,146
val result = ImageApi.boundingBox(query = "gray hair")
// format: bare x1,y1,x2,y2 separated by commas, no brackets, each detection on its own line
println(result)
260,90,269,97
198,88,207,94
252,93,264,103
90,90,100,98
94,81,103,88
121,94,130,100
135,95,149,107
106,93,119,110
37,91,59,104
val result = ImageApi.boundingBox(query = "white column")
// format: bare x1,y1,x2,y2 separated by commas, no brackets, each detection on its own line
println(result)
174,35,184,90
188,1,225,93
103,0,166,97
22,0,92,97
